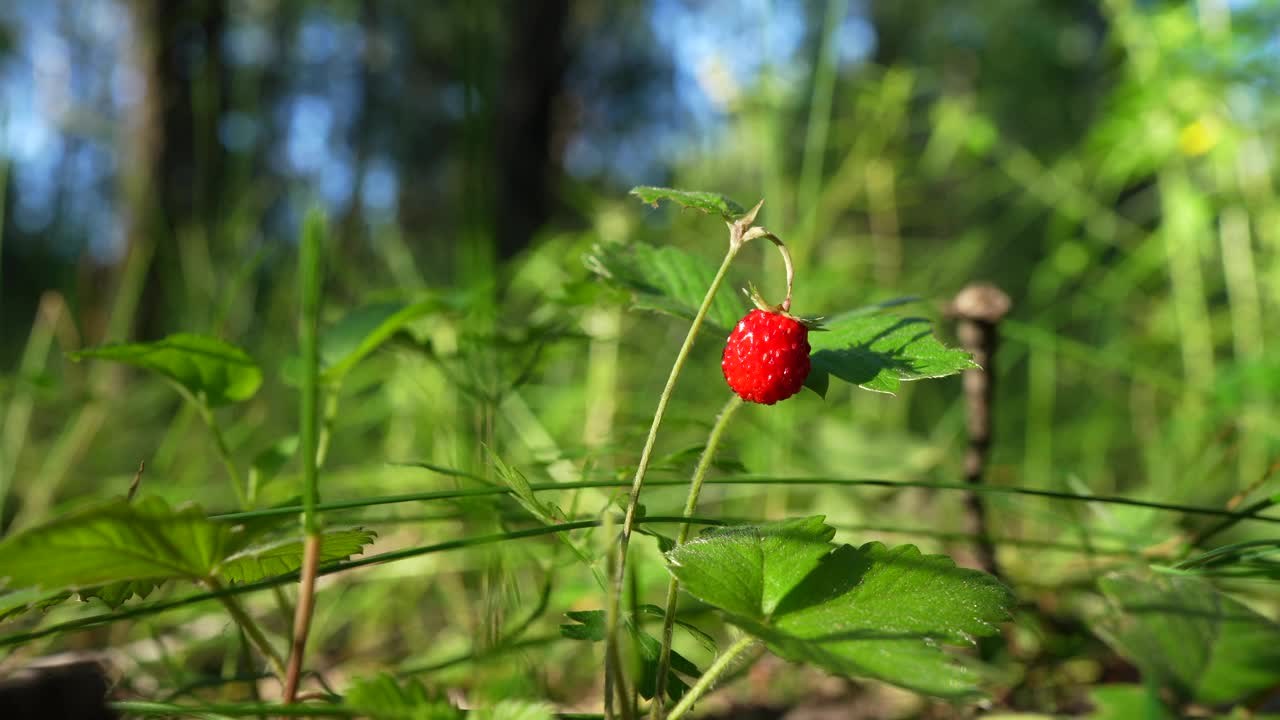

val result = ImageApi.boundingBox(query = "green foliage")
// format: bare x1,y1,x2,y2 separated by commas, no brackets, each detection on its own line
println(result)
319,299,443,383
1087,685,1176,720
345,674,462,719
1096,573,1280,705
586,241,973,396
630,186,747,221
218,528,378,584
69,333,262,407
560,609,699,701
1165,539,1280,580
666,517,1013,698
0,496,375,616
585,242,747,332
806,312,978,396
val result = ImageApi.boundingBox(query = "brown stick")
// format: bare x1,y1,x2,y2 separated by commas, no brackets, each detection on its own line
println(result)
282,533,322,702
949,283,1011,578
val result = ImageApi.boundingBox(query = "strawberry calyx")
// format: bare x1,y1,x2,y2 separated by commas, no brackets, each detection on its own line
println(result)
743,283,826,331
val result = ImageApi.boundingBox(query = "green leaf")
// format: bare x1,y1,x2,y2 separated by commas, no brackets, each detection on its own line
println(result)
0,497,373,609
321,299,442,383
1087,685,1176,720
0,497,228,590
0,587,71,622
806,313,976,396
666,517,1012,698
0,579,161,621
79,579,163,609
1096,572,1280,705
630,186,746,221
585,242,746,332
70,333,262,407
345,674,462,720
217,528,377,584
559,609,698,701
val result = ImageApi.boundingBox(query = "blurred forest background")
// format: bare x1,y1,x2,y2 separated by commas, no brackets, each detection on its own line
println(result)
3,0,1280,715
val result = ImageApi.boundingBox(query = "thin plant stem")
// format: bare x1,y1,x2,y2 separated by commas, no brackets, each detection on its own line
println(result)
664,635,758,720
651,395,742,718
196,400,250,510
208,579,287,680
284,208,326,702
209,476,1280,526
604,242,740,718
283,535,322,700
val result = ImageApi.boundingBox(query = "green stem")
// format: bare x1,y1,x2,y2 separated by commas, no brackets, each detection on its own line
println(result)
111,700,354,717
665,635,758,720
197,400,250,510
209,578,287,680
605,243,740,718
208,476,1280,526
651,395,742,718
316,391,340,469
284,208,327,703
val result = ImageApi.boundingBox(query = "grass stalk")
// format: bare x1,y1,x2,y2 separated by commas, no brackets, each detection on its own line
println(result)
651,395,742,717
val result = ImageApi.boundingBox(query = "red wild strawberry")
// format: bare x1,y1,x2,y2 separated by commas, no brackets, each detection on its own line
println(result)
721,308,811,405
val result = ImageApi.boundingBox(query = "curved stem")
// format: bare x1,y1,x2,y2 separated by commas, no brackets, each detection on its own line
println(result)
605,244,741,719
741,228,795,311
651,395,742,718
665,635,758,720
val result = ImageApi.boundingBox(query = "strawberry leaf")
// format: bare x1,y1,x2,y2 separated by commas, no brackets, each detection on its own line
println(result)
805,312,976,396
1096,572,1280,705
630,186,747,221
666,517,1012,698
69,333,262,407
585,242,747,332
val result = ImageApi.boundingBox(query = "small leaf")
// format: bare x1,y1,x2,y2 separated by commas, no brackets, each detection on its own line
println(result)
585,242,746,332
806,313,976,395
559,609,699,701
70,333,262,407
630,186,746,221
1096,572,1280,705
345,674,462,720
321,299,443,383
666,517,1012,698
217,528,377,584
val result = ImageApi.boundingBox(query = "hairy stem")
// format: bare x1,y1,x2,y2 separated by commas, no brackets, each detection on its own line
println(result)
604,244,740,718
665,635,758,720
282,534,322,701
651,395,742,717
